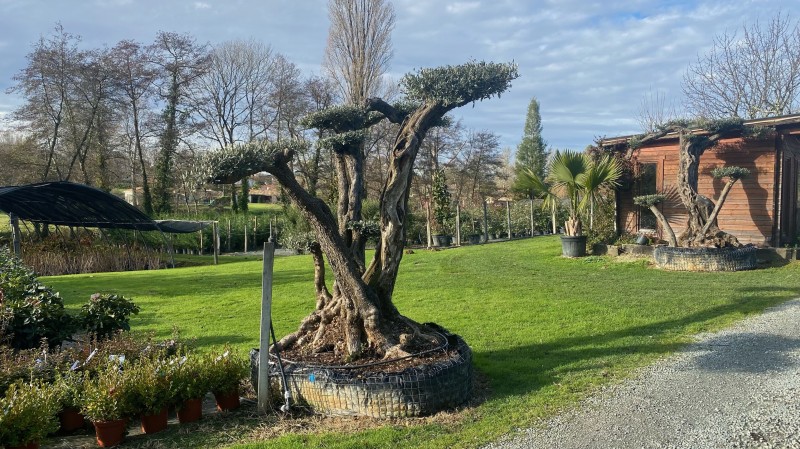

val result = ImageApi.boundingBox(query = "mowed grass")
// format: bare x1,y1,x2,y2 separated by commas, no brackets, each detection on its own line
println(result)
44,237,800,448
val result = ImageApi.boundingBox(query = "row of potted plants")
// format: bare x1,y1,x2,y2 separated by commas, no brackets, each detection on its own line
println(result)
0,348,249,449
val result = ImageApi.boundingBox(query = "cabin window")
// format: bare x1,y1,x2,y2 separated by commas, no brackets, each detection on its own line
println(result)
636,163,658,230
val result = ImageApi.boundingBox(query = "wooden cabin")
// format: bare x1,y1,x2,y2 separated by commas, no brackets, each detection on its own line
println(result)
605,114,800,247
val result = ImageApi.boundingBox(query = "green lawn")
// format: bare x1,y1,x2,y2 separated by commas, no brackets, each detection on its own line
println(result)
43,237,800,449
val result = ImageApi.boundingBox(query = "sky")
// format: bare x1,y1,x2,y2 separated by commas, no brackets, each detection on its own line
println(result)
0,0,798,154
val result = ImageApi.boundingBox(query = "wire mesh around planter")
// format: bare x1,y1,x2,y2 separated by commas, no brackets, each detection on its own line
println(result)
653,245,758,271
250,331,473,418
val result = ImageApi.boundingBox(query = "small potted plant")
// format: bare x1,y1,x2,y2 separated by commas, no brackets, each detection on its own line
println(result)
127,356,173,434
170,354,210,423
0,380,60,449
80,364,132,448
207,348,248,412
53,370,88,432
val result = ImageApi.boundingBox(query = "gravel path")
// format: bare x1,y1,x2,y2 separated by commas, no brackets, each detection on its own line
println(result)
483,298,800,449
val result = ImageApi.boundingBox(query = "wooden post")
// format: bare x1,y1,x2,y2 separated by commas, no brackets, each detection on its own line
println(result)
10,213,21,258
244,220,249,253
212,221,219,265
258,242,275,413
425,201,432,248
530,199,535,236
198,230,203,256
227,219,232,253
455,204,461,247
254,216,258,247
506,201,512,239
482,200,489,243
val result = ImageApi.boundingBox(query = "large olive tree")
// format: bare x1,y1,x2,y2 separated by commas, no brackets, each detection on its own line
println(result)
623,118,754,247
203,61,518,361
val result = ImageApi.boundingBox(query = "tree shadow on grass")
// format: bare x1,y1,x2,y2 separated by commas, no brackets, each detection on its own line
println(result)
474,286,800,401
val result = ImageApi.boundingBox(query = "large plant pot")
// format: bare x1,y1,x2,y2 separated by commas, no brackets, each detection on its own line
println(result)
177,398,203,423
653,245,757,271
140,407,168,434
58,407,85,432
249,330,473,418
560,235,587,257
467,234,481,245
213,390,240,412
431,234,451,247
93,419,127,448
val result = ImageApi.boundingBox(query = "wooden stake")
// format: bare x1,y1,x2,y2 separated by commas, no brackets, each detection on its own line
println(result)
258,242,275,412
506,201,512,239
455,203,461,246
212,221,219,265
10,213,21,258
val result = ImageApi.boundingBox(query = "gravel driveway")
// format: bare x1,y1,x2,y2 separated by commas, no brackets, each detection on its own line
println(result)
483,298,800,449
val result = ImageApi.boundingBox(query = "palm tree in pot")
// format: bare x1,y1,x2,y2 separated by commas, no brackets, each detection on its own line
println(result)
519,150,622,256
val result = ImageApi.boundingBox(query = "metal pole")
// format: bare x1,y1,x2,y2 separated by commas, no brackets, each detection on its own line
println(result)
506,200,512,239
10,213,21,258
455,203,461,247
482,200,489,243
258,242,275,413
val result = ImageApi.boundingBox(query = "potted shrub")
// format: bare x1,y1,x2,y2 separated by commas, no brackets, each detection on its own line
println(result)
207,349,248,412
78,293,140,340
0,380,60,449
127,357,173,434
80,364,132,448
518,150,621,257
53,370,88,432
170,354,210,423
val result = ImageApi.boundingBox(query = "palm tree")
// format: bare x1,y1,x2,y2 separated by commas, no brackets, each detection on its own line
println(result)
519,150,621,237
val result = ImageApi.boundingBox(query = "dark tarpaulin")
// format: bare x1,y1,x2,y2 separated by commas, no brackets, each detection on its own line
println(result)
0,181,211,234
0,181,159,230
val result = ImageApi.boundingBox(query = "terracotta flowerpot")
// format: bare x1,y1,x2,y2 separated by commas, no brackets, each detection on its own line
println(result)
93,418,127,448
140,407,168,434
177,398,203,423
59,407,86,432
5,441,39,449
213,390,240,411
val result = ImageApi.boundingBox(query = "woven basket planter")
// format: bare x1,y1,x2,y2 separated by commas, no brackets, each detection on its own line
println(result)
653,245,757,271
251,331,472,418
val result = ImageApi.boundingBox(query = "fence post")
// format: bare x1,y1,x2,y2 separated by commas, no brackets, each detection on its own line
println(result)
530,199,535,236
258,242,275,413
198,230,203,256
455,204,461,247
425,201,432,248
9,213,21,258
482,200,489,243
212,221,219,265
227,219,232,253
506,200,512,239
244,220,249,253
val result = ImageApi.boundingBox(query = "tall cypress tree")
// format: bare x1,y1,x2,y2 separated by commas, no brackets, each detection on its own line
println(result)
513,98,548,192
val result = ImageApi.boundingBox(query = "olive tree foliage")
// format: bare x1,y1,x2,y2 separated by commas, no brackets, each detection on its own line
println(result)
623,118,755,247
683,13,800,119
323,0,395,105
202,61,518,361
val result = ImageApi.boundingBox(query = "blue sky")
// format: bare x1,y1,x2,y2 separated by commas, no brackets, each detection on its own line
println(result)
0,0,797,152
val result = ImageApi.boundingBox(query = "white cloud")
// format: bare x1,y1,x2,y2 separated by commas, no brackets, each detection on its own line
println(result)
194,2,211,10
446,2,480,14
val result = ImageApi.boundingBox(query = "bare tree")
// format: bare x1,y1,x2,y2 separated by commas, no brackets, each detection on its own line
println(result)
683,13,800,119
637,87,681,132
323,0,395,105
109,40,158,212
150,31,210,214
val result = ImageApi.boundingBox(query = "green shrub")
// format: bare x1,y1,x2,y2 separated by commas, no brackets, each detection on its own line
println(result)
0,380,60,446
79,294,140,339
207,348,248,396
127,356,174,415
53,369,88,411
171,353,212,405
0,247,76,349
80,363,133,422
